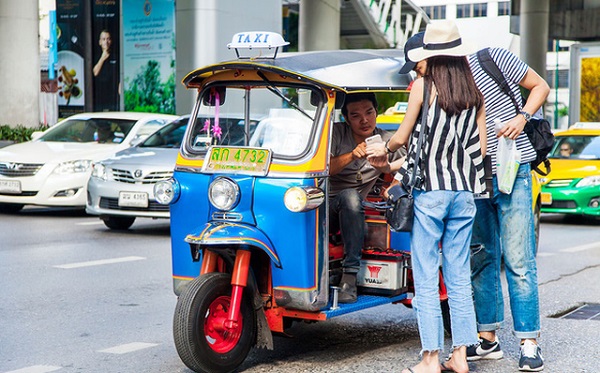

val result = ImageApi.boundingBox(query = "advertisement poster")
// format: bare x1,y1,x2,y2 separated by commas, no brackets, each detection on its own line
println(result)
123,0,176,114
580,55,600,122
56,0,86,117
92,0,120,111
570,43,600,122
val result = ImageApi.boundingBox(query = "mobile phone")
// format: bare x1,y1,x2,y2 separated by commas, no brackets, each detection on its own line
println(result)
365,134,383,145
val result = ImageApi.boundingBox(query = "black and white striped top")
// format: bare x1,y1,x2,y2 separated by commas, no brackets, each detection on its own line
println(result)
468,48,536,174
398,95,486,194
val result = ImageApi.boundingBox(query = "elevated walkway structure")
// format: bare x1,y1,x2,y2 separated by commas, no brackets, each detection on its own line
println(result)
341,0,429,49
292,0,428,51
511,0,600,42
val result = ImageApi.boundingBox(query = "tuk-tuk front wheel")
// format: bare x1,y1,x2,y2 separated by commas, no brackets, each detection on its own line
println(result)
173,272,257,373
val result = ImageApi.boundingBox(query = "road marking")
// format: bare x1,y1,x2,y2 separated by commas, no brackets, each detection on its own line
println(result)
536,252,556,257
76,221,105,226
98,342,159,354
560,242,600,253
4,365,62,373
54,256,146,269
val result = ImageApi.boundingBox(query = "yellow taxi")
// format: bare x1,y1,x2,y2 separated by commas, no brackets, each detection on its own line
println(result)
540,122,600,217
376,101,407,131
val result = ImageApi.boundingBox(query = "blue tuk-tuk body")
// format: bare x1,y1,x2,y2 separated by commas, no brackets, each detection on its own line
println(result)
155,32,436,373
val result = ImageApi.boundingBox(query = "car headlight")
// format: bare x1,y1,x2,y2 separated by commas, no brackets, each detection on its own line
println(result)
90,162,107,181
208,177,240,211
154,178,180,205
576,176,600,188
53,160,92,174
284,186,324,212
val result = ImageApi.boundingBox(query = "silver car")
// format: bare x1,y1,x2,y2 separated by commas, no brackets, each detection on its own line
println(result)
86,114,260,229
86,116,189,229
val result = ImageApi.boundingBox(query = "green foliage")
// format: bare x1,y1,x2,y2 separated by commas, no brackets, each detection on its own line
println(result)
376,92,410,115
124,60,176,114
558,106,569,117
0,124,47,143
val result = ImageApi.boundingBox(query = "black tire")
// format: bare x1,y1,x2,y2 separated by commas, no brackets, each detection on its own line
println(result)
0,203,24,214
102,216,135,230
441,299,452,337
173,272,257,373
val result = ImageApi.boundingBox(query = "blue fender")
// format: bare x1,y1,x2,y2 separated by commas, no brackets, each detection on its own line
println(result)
185,222,281,268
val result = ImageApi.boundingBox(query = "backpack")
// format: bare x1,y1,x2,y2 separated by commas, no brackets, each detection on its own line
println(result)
476,48,555,176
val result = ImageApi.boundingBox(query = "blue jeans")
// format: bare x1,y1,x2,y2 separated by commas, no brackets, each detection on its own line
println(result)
329,189,365,274
411,189,478,352
471,163,540,339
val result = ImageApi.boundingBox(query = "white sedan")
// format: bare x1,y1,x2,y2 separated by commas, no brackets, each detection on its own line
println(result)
0,112,177,213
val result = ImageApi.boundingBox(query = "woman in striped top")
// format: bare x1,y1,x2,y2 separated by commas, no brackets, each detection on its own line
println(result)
368,20,486,373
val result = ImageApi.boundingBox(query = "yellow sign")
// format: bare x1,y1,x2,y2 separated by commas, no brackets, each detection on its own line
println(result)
203,146,271,176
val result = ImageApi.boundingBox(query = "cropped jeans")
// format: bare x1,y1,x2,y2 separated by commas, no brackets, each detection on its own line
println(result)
410,189,478,353
471,163,540,339
329,188,365,274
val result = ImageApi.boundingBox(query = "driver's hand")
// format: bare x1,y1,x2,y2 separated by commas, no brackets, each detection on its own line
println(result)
352,142,368,160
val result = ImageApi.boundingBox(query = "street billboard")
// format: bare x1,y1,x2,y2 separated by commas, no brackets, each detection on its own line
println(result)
56,0,87,117
122,0,176,114
92,0,121,111
569,42,600,122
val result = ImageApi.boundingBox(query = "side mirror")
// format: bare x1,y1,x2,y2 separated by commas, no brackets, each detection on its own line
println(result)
203,86,226,106
335,92,346,109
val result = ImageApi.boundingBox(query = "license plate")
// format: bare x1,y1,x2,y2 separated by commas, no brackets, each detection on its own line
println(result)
203,146,271,176
541,192,552,205
118,191,148,208
0,179,21,194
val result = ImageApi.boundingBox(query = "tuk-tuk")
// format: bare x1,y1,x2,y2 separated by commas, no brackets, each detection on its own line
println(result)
155,31,449,373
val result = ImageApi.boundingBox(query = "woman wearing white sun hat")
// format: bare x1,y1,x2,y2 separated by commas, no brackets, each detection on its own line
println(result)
368,20,486,373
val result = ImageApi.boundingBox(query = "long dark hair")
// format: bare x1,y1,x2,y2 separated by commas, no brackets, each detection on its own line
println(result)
424,56,483,117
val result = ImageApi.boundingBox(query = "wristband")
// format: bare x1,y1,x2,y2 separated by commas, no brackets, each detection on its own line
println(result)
385,140,393,154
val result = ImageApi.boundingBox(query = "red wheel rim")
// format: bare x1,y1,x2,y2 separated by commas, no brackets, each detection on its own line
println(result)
204,295,243,353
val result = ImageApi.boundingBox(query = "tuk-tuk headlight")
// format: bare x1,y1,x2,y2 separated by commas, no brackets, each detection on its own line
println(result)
154,178,180,205
284,186,324,212
209,177,240,211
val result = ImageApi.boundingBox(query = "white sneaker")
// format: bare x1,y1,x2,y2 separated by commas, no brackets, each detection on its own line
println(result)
519,340,544,372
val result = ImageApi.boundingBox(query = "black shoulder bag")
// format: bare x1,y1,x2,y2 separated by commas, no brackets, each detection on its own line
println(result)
384,81,431,232
476,48,555,176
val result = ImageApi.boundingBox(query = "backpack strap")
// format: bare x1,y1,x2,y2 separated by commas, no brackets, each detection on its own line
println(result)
476,48,521,116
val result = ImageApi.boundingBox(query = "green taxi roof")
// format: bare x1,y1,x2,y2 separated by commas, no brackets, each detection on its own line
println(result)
183,49,413,92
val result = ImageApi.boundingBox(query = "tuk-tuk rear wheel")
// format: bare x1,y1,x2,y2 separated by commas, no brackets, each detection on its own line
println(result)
173,272,257,373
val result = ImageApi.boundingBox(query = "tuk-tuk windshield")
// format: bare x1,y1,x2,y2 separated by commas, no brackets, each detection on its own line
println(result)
187,83,322,158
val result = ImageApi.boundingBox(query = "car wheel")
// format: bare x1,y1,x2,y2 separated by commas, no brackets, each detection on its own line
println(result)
102,216,136,230
0,203,24,214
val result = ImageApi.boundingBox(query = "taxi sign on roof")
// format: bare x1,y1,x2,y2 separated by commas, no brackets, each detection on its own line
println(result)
228,31,289,59
228,31,289,49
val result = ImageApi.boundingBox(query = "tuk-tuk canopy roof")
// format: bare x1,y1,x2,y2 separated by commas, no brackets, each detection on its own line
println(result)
183,49,413,92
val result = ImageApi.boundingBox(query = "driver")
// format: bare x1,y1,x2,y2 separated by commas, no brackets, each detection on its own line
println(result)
95,122,115,143
329,92,406,303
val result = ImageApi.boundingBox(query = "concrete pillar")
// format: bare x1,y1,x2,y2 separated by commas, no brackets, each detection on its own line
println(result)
520,0,549,79
299,0,340,51
0,0,40,127
175,0,282,115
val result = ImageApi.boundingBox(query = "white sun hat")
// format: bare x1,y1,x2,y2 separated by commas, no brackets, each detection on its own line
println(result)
407,20,477,62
